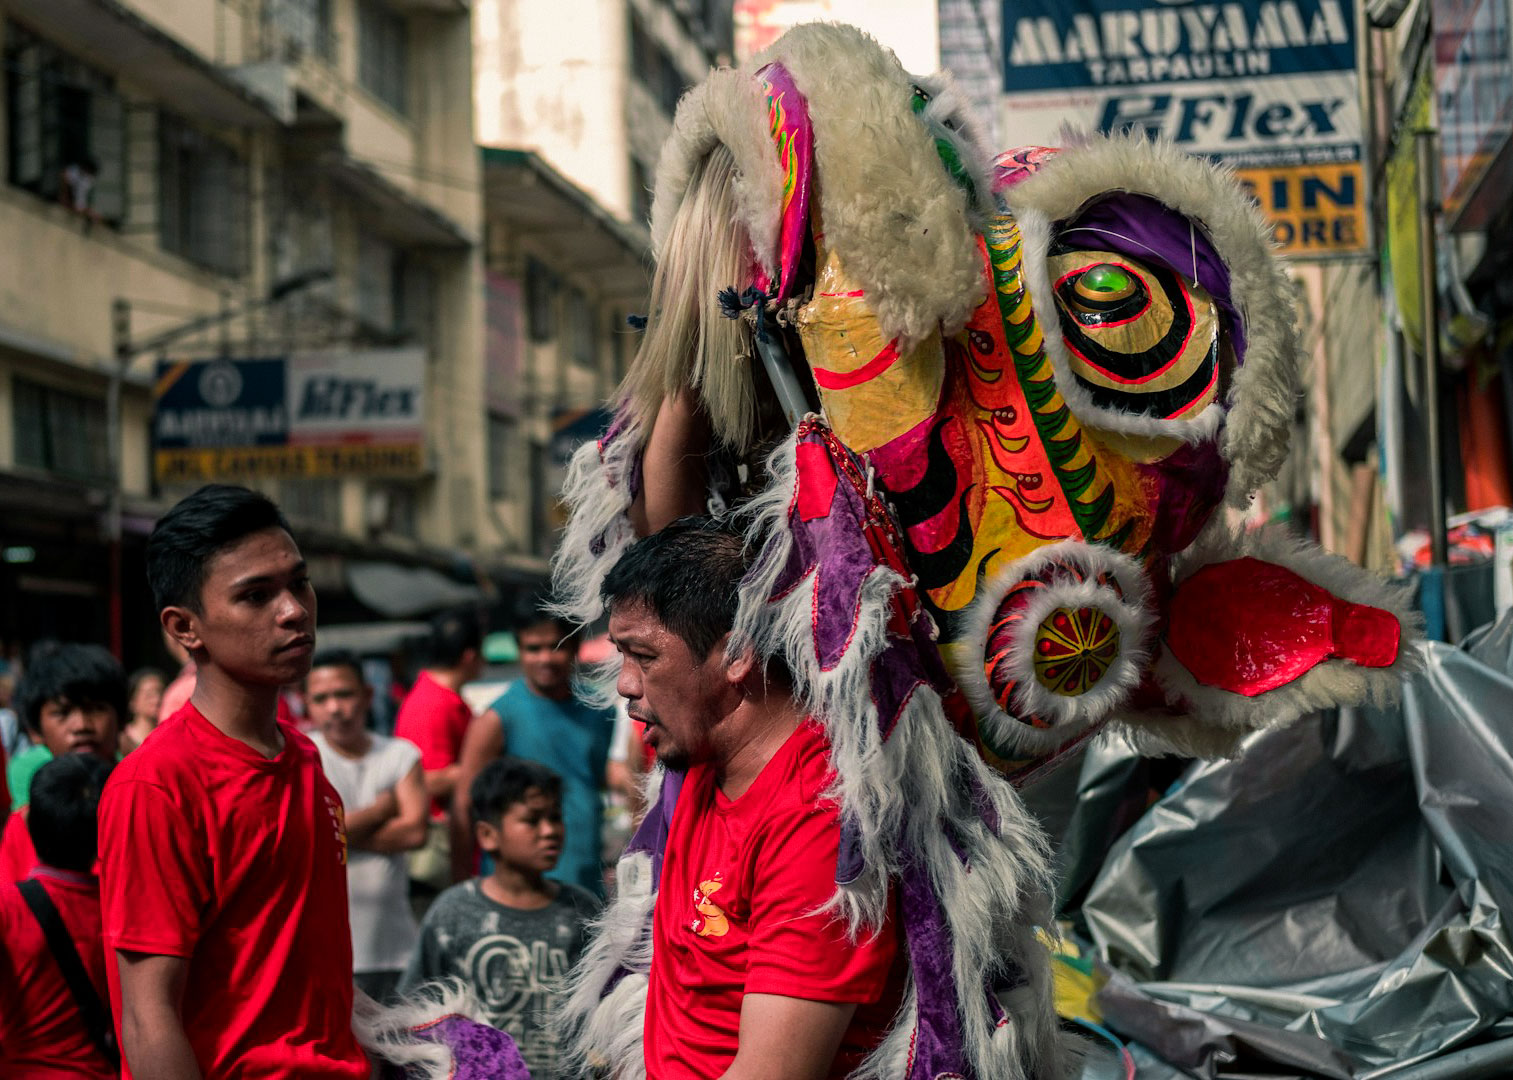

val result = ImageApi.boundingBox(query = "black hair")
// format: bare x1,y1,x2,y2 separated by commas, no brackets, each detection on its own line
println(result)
18,642,128,736
146,484,292,613
600,516,750,658
426,607,483,668
308,649,366,685
27,753,114,872
514,590,578,643
127,666,167,701
471,756,562,827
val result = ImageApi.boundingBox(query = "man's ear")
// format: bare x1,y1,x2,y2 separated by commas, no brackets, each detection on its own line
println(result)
161,606,201,655
720,633,758,687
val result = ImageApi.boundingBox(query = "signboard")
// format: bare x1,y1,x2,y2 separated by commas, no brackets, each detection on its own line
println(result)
998,0,1367,256
154,348,427,483
1432,0,1513,227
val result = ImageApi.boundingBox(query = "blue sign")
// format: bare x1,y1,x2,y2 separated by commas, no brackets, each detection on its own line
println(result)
154,358,288,450
1002,0,1356,93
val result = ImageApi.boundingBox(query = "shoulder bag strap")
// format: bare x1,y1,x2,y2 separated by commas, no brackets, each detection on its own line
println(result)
17,878,121,1070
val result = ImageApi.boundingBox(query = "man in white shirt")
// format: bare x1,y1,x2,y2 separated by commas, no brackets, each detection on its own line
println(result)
306,649,428,1001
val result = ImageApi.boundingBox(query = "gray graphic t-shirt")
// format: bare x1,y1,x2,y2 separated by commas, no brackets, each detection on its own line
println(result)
399,879,600,1078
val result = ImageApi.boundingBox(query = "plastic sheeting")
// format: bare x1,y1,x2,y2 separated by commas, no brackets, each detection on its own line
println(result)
1053,611,1513,1079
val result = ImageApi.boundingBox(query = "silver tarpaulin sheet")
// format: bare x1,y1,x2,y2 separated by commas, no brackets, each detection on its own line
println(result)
1057,612,1513,1079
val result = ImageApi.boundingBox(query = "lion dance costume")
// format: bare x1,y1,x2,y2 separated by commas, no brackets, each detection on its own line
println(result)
541,23,1420,1080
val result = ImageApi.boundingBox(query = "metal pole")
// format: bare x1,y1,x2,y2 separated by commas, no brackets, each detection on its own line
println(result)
1416,128,1447,570
107,299,130,660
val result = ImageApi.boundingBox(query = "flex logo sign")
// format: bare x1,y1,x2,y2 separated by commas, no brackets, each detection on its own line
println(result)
287,347,426,445
297,378,418,423
1100,89,1349,149
996,0,1366,255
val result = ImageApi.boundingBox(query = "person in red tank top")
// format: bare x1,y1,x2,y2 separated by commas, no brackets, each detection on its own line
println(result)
97,484,368,1080
602,519,903,1080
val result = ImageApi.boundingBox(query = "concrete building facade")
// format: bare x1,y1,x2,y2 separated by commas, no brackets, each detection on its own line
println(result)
0,0,482,662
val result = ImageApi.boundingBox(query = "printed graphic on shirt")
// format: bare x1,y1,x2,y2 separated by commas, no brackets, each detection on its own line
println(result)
324,795,348,866
464,932,571,1072
690,871,729,937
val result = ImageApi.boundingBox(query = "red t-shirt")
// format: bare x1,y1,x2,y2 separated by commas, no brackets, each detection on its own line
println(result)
393,670,472,817
0,806,38,883
644,721,902,1080
97,703,368,1079
0,868,115,1079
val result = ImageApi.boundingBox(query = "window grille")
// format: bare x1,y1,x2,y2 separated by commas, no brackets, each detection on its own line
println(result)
157,112,249,276
12,377,110,482
4,22,126,224
358,0,408,116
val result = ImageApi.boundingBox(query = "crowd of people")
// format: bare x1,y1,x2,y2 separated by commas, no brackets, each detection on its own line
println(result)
0,483,902,1080
0,484,635,1079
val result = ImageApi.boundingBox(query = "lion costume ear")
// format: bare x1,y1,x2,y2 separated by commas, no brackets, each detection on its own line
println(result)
650,24,991,352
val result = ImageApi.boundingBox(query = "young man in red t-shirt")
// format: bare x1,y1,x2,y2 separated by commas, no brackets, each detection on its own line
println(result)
0,644,125,883
0,753,117,1079
602,519,902,1080
97,484,368,1080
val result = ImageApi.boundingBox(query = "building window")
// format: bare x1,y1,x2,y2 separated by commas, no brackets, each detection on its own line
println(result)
13,377,110,482
487,413,519,499
629,11,687,115
281,477,341,524
357,232,400,332
369,482,418,538
525,257,558,343
4,23,126,225
158,113,248,276
565,289,596,369
267,0,335,62
358,0,408,116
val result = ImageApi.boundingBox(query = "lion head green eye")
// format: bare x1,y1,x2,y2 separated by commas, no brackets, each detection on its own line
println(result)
1080,264,1132,296
1071,263,1140,311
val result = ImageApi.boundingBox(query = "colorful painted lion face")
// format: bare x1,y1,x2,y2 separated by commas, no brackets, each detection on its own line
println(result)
610,23,1411,772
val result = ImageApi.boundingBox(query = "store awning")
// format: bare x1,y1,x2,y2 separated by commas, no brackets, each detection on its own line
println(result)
482,147,651,301
314,620,431,657
325,153,475,250
346,561,483,619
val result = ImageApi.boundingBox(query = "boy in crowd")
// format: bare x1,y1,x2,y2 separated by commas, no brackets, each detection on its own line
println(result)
401,757,599,1080
394,607,484,892
0,753,117,1078
453,601,616,894
306,648,428,1002
0,643,124,882
98,484,368,1079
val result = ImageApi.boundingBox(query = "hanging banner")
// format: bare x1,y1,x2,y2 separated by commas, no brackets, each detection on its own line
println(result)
1385,55,1434,354
153,348,428,482
998,0,1367,256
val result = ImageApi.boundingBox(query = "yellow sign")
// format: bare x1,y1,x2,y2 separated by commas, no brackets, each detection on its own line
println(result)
155,443,426,484
1234,162,1368,257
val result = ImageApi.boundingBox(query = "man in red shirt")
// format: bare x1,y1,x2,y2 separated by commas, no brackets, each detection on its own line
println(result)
601,519,901,1080
0,753,117,1079
97,484,368,1079
393,607,482,889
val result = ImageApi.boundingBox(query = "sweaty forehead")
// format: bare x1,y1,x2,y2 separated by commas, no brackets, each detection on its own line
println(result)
607,599,673,642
